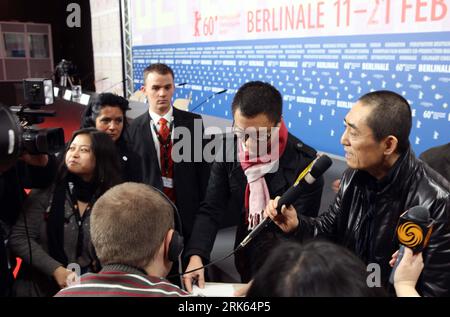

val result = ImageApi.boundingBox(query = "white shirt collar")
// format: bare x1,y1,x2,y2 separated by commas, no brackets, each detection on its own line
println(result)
148,106,173,125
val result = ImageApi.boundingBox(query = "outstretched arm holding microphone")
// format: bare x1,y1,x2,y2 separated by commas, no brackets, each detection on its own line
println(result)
389,248,423,297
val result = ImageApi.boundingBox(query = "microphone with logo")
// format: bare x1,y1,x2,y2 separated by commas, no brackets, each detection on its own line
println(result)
238,154,333,249
389,206,434,284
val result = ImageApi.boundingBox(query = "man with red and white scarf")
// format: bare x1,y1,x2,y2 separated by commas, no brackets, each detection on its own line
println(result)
183,81,324,291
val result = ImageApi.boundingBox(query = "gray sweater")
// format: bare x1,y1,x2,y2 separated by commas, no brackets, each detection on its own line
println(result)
9,186,95,297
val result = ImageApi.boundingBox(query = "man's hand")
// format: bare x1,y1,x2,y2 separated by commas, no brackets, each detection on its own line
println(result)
332,179,341,194
263,196,299,233
183,255,205,293
19,153,49,167
234,280,253,297
53,266,77,289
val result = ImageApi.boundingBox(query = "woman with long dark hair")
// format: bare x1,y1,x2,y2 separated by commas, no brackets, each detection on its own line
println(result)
81,93,142,182
9,128,122,297
246,240,386,297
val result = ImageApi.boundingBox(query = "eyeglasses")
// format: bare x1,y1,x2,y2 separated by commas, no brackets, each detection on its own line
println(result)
232,126,274,142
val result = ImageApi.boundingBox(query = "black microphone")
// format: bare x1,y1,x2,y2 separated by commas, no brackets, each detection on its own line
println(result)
190,89,228,113
389,206,433,284
100,78,129,94
176,82,188,87
238,155,333,248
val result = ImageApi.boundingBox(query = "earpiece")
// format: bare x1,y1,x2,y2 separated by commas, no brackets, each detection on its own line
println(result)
168,230,184,263
152,187,184,262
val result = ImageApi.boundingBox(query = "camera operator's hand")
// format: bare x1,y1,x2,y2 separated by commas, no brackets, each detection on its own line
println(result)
19,153,49,167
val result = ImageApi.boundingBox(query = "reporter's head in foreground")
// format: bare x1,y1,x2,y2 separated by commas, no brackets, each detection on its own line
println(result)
55,182,189,297
247,240,386,297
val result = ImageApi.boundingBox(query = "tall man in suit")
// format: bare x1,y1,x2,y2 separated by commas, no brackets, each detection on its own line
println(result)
128,63,210,256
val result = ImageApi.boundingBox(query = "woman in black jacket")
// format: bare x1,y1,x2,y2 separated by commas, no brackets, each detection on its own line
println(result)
81,93,143,182
9,128,122,296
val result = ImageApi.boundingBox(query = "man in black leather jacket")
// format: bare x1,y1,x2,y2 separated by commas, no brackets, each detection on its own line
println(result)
265,90,450,296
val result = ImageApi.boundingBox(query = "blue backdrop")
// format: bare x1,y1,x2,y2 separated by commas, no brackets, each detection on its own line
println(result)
132,31,450,157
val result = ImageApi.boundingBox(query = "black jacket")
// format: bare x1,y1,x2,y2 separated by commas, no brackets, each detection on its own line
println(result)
295,148,450,296
79,113,143,183
186,133,324,281
419,143,450,184
127,107,210,242
0,167,24,296
115,140,143,183
0,159,57,296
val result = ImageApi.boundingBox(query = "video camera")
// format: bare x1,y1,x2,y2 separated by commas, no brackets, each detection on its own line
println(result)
0,78,65,172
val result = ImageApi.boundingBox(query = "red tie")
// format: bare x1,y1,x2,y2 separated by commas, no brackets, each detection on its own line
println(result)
158,118,175,202
158,118,170,142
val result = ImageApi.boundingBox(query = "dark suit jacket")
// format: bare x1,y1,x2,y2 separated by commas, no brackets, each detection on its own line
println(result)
127,107,210,242
419,143,450,185
116,140,143,183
